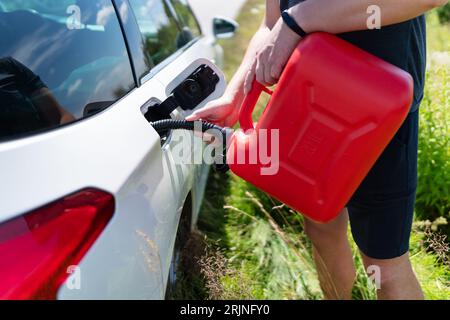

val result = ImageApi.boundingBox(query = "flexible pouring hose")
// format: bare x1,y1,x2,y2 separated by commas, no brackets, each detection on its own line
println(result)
150,119,231,172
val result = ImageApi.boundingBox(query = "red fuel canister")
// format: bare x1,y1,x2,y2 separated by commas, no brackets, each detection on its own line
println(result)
226,32,413,223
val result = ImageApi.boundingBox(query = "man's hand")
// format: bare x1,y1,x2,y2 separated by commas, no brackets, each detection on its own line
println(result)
244,18,301,94
60,112,76,125
185,93,240,128
32,88,76,125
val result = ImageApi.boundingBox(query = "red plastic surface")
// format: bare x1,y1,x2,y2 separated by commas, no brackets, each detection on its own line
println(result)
228,33,413,222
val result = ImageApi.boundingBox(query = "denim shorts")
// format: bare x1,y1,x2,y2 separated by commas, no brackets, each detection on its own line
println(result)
347,110,419,259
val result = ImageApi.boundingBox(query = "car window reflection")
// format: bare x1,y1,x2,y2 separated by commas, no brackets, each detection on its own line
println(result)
129,0,195,66
0,57,75,138
0,0,135,141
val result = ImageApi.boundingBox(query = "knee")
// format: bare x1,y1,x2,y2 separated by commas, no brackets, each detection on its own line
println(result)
362,253,414,286
304,210,348,245
362,253,423,299
304,220,329,241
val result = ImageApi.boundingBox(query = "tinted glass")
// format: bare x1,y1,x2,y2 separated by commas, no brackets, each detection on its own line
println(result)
0,0,135,141
128,0,195,67
169,0,201,37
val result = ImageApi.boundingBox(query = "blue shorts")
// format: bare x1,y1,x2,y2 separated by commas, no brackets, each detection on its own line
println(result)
347,110,419,260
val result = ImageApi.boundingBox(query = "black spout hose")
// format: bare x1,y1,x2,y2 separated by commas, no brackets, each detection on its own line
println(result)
150,119,231,172
151,119,224,134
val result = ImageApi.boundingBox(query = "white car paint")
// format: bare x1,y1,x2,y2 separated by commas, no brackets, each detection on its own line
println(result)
0,29,226,300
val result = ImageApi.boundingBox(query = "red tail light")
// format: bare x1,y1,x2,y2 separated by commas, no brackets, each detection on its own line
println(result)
0,189,115,300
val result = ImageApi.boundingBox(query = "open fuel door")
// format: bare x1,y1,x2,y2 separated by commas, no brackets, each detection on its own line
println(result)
144,59,226,124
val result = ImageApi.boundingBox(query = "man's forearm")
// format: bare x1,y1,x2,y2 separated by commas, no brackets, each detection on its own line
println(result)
291,0,448,34
225,23,270,103
226,0,284,100
33,88,75,125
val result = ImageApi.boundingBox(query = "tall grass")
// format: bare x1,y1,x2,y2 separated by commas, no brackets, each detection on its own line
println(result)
416,13,450,234
437,3,450,24
186,0,450,300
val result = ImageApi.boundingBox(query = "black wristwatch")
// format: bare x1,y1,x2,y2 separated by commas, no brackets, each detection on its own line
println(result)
281,10,308,38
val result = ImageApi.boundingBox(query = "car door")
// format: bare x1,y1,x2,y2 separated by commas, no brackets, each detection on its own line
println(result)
0,0,223,300
154,0,224,224
58,0,225,299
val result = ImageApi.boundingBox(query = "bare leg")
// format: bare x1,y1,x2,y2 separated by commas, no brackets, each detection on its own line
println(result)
304,209,356,299
361,252,423,300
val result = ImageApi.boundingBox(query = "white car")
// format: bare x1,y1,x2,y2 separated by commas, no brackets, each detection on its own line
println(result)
0,0,236,299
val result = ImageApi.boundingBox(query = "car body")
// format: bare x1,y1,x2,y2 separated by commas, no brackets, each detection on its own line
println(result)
0,0,232,299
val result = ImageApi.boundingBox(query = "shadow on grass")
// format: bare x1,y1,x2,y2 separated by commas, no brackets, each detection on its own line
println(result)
197,171,233,246
169,171,233,300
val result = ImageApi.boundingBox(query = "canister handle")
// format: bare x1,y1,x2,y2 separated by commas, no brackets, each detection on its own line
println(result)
239,80,273,131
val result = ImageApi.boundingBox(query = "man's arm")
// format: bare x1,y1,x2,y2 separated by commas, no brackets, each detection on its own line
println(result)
186,0,280,126
32,88,75,125
291,0,449,34
222,0,281,102
188,0,448,125
249,0,448,88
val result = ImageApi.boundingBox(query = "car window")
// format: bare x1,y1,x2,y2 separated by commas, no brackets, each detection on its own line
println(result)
0,0,76,14
168,0,201,38
0,0,135,142
128,0,196,68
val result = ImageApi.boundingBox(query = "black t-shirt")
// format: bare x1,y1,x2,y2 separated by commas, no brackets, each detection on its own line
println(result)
280,0,426,112
0,57,47,138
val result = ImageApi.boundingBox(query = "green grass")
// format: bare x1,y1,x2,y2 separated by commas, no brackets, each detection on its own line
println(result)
410,228,450,300
198,171,324,299
427,11,450,52
437,3,450,25
416,13,450,232
184,0,450,300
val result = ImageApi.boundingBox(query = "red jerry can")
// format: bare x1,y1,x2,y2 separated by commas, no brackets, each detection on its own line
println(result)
226,32,413,223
